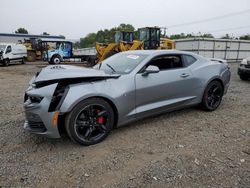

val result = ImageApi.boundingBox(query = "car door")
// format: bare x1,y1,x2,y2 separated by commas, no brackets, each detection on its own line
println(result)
135,54,199,117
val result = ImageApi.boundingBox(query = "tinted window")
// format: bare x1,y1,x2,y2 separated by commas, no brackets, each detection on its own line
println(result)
146,55,183,71
6,46,11,54
94,53,148,74
183,55,197,67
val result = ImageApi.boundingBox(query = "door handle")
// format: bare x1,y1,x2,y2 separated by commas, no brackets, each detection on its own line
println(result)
180,73,190,78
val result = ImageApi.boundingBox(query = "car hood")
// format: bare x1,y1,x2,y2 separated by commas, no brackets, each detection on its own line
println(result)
32,65,120,87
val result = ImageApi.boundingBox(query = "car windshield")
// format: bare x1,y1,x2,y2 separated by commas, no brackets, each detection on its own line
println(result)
94,53,148,74
0,45,6,52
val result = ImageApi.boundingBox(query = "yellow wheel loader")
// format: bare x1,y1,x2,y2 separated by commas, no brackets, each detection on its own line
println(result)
138,27,175,50
23,38,45,62
95,27,175,63
95,31,144,63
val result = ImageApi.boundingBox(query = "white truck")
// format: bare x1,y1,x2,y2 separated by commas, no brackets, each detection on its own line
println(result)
0,43,27,66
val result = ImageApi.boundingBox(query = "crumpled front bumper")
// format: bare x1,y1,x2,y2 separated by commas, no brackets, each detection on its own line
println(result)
23,83,61,138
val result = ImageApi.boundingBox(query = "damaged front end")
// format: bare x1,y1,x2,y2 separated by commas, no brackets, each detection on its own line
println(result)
0,51,3,62
23,65,120,138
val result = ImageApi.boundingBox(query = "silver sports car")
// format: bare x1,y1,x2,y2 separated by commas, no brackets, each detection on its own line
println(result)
23,50,231,145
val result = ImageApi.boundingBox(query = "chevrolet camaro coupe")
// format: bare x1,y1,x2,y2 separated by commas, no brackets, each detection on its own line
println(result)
23,50,231,145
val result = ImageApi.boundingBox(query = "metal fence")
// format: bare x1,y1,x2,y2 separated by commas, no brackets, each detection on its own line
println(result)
74,38,250,62
175,38,250,62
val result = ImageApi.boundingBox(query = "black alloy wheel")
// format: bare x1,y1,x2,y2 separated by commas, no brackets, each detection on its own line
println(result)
202,81,223,111
65,98,114,145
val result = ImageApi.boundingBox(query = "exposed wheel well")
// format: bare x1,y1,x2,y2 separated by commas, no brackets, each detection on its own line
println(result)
210,78,224,93
58,96,119,134
52,54,61,59
92,96,119,128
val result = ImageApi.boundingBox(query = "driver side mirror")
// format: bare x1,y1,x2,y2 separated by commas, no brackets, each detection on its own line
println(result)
142,65,160,76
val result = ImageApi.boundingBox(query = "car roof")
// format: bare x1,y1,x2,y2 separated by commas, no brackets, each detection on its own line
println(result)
121,50,196,56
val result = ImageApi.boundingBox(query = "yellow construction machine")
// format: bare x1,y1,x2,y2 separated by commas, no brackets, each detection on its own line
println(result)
95,31,143,63
95,27,175,63
22,38,45,61
138,27,175,50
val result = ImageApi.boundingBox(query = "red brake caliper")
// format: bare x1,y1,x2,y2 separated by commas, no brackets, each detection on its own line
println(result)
97,110,103,124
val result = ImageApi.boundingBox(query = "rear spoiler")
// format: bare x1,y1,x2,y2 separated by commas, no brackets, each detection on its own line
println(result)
208,58,227,64
208,58,230,69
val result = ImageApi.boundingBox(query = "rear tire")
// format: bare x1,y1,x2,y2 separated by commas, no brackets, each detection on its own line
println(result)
65,98,115,145
201,81,223,111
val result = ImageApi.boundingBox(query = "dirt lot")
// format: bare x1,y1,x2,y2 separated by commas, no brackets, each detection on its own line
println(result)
0,62,249,187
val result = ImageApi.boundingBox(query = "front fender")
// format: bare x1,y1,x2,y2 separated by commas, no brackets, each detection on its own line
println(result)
59,82,118,113
48,50,63,60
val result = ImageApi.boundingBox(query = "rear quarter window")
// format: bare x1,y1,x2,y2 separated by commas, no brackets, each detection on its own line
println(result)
183,55,197,67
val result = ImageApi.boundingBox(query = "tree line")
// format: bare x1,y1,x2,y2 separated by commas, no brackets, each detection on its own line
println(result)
13,26,250,48
75,24,250,48
15,28,54,36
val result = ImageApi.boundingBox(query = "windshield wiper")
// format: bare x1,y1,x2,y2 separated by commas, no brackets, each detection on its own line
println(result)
106,64,116,73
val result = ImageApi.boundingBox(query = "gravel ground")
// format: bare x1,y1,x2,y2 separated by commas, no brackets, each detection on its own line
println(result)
0,62,249,188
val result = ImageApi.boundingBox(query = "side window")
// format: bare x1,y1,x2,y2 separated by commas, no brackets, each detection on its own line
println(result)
6,46,12,54
183,55,197,67
146,55,183,71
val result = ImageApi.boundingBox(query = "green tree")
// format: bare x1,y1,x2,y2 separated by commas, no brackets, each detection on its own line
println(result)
170,33,214,40
117,24,135,31
59,35,65,39
170,33,194,39
73,41,81,49
79,23,136,48
15,28,28,34
201,33,214,38
80,33,97,48
220,34,232,39
239,34,250,40
42,32,50,35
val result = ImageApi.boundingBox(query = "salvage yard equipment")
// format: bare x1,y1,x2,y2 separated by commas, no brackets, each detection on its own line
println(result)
22,38,45,62
43,26,175,65
95,27,175,63
95,31,144,63
138,27,175,50
43,39,96,65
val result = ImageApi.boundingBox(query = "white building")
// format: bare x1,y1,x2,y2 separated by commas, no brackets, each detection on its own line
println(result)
0,33,65,43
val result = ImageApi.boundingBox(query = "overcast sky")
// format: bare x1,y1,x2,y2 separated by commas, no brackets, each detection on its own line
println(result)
0,0,250,39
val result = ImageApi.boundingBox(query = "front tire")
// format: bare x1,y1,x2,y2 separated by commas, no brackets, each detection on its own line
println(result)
3,59,10,66
65,98,115,145
201,81,223,111
50,55,61,64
